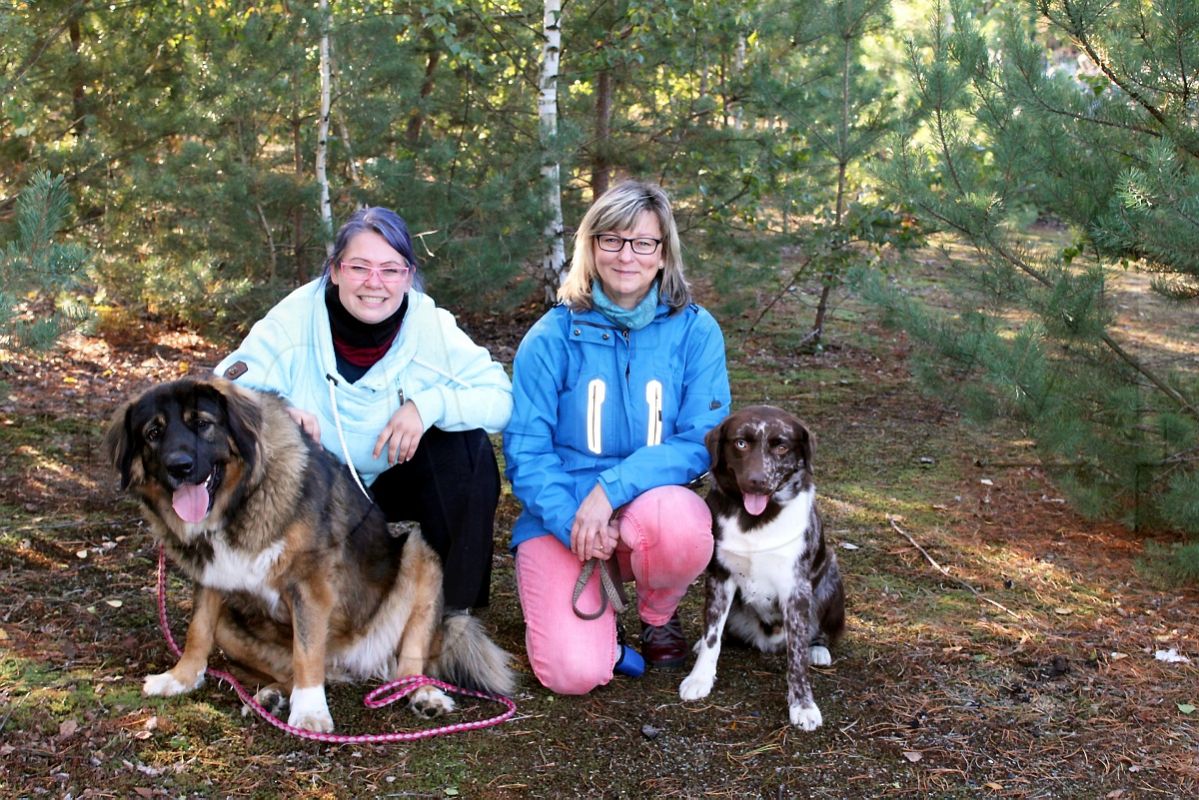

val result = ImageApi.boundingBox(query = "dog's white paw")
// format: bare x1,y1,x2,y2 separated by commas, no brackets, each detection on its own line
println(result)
679,668,715,701
288,686,334,733
809,645,832,666
410,685,455,718
143,669,204,697
789,702,823,731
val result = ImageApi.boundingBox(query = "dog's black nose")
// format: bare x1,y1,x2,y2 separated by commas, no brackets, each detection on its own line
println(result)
164,452,195,481
743,471,770,493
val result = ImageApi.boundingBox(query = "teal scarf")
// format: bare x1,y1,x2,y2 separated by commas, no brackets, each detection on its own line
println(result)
591,280,660,331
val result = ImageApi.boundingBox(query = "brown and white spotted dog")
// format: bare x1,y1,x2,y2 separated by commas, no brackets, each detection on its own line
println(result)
679,405,844,730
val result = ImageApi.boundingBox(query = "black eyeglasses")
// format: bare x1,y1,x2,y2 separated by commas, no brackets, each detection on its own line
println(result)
593,233,662,256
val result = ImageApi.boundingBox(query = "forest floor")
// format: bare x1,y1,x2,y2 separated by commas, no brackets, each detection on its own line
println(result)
1,234,1197,798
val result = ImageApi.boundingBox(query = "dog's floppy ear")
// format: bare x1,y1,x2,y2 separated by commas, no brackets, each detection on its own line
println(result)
103,400,137,490
793,418,814,472
705,418,727,470
215,379,262,475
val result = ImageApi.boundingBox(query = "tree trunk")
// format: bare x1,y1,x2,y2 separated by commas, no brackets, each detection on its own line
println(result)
292,111,306,285
810,35,854,346
316,0,333,257
538,0,567,304
68,14,86,136
591,68,612,198
406,48,441,146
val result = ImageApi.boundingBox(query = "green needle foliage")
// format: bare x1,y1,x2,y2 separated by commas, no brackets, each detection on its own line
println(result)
865,0,1199,576
0,170,89,361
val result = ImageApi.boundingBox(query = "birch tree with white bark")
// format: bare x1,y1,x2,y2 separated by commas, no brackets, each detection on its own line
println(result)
316,0,334,257
538,0,567,303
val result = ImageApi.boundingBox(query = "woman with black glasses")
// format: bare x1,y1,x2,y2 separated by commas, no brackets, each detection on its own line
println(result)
504,180,731,694
215,207,512,617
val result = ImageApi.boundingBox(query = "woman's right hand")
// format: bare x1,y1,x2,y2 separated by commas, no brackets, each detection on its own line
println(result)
285,406,322,445
570,484,620,562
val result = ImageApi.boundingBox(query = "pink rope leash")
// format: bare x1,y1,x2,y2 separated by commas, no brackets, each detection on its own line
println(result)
154,545,516,743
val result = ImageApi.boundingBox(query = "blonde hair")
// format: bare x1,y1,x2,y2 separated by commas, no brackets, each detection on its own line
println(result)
558,180,692,312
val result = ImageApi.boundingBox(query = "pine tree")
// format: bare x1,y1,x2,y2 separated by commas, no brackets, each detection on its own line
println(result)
867,0,1199,576
0,171,89,380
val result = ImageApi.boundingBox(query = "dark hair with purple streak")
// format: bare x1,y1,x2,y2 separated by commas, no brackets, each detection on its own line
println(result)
322,207,423,290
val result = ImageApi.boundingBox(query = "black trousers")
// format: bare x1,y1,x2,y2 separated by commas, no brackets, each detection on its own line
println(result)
369,427,500,611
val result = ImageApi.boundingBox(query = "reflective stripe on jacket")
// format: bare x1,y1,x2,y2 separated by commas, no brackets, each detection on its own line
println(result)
504,302,730,550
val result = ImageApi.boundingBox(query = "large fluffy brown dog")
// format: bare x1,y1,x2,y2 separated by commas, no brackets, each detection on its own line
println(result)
104,377,513,733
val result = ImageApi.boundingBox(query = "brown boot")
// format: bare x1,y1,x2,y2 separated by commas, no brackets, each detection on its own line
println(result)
641,611,687,669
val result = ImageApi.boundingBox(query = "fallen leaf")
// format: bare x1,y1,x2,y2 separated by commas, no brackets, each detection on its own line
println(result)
59,719,78,738
75,549,89,560
1178,703,1196,714
984,783,1003,791
979,478,994,486
838,542,860,550
1053,607,1073,615
1108,652,1128,660
105,599,123,608
901,751,923,762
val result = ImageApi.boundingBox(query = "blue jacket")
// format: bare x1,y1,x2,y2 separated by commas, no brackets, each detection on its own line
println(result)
214,279,512,486
503,302,730,550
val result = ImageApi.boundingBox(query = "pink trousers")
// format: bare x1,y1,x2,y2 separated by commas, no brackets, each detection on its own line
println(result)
514,485,713,695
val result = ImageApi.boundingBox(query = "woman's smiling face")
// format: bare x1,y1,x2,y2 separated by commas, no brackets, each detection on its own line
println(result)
593,210,663,310
329,230,413,323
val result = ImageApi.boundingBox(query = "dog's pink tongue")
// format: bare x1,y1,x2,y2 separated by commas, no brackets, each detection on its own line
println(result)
743,493,770,516
172,483,210,523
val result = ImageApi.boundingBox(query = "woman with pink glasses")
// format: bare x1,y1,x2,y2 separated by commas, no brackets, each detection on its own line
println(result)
215,207,512,617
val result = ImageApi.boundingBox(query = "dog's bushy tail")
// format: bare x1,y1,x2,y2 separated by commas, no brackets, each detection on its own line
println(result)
432,613,516,698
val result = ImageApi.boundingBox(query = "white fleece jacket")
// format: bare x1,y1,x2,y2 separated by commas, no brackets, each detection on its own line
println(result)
214,279,512,485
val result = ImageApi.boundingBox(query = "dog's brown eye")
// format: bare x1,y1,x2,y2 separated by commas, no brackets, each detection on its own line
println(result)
773,444,789,455
195,419,212,433
145,424,163,443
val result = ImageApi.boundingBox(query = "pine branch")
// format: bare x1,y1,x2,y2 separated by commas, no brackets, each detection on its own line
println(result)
978,228,1199,423
0,0,89,97
1046,0,1199,159
911,34,1199,425
1005,52,1163,141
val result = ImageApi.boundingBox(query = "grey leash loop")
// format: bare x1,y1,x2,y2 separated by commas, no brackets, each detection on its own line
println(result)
571,557,627,620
